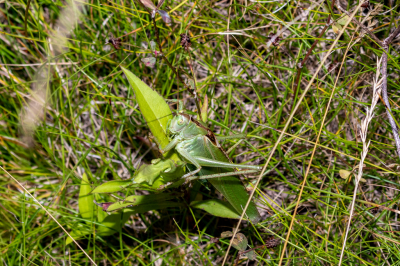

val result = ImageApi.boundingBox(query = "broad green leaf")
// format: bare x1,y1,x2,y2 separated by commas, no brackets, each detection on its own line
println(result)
91,180,132,194
66,211,127,244
245,250,256,260
332,23,342,34
92,159,186,193
133,159,176,185
221,231,248,251
339,169,351,179
150,175,185,190
333,15,350,34
191,199,241,219
66,201,183,243
65,223,93,245
159,160,186,182
79,173,94,221
337,15,350,25
338,169,366,182
220,231,250,254
105,192,182,212
97,201,183,236
209,178,261,223
231,233,248,251
121,67,171,150
204,142,261,223
133,158,186,189
133,159,185,190
221,231,234,238
95,193,108,222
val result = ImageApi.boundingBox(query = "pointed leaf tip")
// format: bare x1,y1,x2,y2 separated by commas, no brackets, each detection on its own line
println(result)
121,67,171,149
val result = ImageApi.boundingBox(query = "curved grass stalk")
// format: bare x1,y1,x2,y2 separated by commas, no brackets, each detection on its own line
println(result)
338,58,383,265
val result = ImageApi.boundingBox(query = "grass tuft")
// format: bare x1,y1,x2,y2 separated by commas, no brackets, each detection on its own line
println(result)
1,0,400,264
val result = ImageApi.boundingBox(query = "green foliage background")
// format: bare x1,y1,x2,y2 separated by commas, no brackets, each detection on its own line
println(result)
1,0,400,264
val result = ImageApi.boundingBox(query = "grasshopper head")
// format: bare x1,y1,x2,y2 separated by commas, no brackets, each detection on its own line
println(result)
168,114,190,135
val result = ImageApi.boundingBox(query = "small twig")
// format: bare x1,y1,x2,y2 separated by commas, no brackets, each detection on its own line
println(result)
186,51,199,95
336,2,382,45
385,25,400,44
380,25,400,159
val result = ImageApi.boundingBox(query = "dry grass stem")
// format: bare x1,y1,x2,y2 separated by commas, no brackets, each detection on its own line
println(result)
339,58,384,265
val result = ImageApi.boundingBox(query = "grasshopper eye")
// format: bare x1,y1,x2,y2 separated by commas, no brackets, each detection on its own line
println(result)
178,119,184,125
